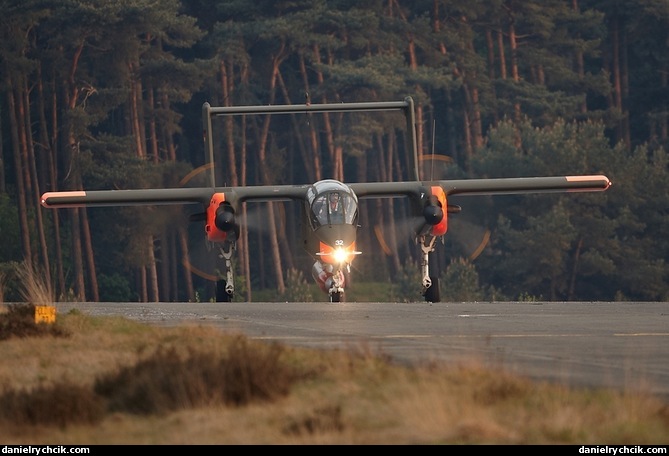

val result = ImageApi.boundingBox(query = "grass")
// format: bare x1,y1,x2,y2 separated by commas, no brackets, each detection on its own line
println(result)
0,261,668,444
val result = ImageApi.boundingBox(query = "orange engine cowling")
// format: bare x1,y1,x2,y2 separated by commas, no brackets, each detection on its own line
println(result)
205,193,228,242
427,186,448,236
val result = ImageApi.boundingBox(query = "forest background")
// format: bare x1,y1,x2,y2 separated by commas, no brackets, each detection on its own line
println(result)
0,0,667,303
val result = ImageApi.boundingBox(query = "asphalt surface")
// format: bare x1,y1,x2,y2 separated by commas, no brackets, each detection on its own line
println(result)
54,300,669,399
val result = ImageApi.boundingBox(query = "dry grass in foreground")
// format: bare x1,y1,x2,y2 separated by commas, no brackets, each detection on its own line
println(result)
0,302,668,445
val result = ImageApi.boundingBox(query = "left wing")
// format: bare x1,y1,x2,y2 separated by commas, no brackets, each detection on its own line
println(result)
40,184,312,209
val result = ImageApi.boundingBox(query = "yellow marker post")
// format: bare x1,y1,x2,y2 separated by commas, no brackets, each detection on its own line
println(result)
34,305,56,324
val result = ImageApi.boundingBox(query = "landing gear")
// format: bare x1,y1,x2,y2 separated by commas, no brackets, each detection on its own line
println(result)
423,277,440,302
216,241,236,302
419,235,441,302
216,279,232,302
313,260,346,303
327,270,345,303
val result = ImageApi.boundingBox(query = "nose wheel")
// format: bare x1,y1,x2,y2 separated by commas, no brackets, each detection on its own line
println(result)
216,279,233,302
329,290,344,302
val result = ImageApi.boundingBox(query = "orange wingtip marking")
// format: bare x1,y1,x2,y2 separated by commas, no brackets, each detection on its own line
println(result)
565,175,611,188
565,175,610,182
41,191,87,206
565,175,604,181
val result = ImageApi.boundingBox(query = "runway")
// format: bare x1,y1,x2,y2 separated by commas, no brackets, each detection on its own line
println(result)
54,300,669,399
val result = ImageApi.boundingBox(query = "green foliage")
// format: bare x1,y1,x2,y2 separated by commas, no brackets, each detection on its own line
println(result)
97,273,134,302
468,117,662,301
0,195,21,262
391,261,423,303
440,258,485,302
517,292,543,302
0,261,22,302
281,267,313,302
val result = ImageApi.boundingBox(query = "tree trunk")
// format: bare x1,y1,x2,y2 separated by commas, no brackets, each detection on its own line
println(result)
221,60,239,186
568,237,583,301
81,209,99,301
35,73,56,285
59,41,88,301
0,102,5,193
129,62,145,158
407,36,426,162
138,267,147,302
43,76,66,298
467,43,484,150
497,30,507,80
295,52,318,183
241,115,252,301
620,22,631,149
7,83,32,263
161,90,177,162
383,133,401,274
147,234,159,302
505,2,522,148
157,233,169,301
177,227,195,301
147,85,159,164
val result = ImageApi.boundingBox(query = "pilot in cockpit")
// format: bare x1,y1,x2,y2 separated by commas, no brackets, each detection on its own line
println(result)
328,192,341,212
314,192,345,225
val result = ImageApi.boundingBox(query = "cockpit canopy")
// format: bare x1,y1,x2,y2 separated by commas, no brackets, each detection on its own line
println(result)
307,180,358,228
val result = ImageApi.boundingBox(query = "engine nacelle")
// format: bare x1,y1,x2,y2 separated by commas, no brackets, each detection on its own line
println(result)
423,195,444,225
215,204,236,232
205,193,239,242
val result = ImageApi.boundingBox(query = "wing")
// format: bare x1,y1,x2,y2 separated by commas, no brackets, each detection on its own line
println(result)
40,184,312,209
350,174,611,240
349,175,611,199
41,175,610,208
439,174,612,196
40,188,214,208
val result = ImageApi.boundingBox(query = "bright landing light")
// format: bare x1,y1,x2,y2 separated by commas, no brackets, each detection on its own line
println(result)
317,243,362,265
333,247,349,264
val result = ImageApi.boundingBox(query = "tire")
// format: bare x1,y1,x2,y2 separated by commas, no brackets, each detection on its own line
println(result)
424,277,440,302
330,292,343,303
216,280,232,302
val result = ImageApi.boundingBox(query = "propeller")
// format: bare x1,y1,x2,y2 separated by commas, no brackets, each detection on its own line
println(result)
370,154,489,261
447,217,491,261
177,163,283,289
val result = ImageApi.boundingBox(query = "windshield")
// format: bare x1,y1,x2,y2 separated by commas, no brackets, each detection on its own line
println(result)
312,191,357,227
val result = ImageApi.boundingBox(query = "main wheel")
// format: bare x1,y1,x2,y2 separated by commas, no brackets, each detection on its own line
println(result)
216,279,232,302
424,277,440,302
